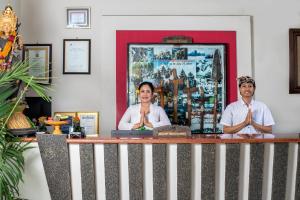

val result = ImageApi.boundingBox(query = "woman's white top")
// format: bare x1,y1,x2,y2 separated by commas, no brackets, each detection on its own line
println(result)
118,103,171,130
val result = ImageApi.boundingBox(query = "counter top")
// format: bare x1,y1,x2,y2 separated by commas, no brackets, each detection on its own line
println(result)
23,133,300,144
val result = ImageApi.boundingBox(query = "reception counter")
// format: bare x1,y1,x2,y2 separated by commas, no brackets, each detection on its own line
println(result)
19,133,300,200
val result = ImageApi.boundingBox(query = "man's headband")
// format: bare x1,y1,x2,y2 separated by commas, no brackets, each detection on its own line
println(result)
238,76,256,87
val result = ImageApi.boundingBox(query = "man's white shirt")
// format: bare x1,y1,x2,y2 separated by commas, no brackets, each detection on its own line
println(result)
220,99,275,134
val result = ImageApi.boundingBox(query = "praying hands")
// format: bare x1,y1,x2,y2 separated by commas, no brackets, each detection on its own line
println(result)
132,109,153,130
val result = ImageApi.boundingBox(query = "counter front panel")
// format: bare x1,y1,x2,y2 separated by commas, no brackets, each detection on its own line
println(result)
19,133,300,200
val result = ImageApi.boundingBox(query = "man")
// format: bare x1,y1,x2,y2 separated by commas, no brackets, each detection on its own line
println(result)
220,76,275,134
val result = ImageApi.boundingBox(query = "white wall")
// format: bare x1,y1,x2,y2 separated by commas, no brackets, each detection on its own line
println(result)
101,15,252,133
19,0,300,134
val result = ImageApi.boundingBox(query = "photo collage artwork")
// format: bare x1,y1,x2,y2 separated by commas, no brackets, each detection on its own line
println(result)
128,44,226,133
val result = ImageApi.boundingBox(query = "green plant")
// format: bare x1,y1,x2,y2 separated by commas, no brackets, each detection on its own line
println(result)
0,60,50,199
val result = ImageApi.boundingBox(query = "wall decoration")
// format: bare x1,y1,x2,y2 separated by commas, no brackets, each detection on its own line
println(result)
77,112,99,136
63,39,91,74
115,30,237,133
23,44,52,84
163,35,193,43
289,28,300,93
66,7,91,28
128,44,226,133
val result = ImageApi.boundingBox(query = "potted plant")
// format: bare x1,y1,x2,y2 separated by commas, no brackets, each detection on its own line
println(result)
0,60,50,199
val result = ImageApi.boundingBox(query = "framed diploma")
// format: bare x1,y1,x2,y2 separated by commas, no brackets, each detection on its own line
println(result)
23,44,52,84
77,112,99,136
66,7,91,29
63,39,91,74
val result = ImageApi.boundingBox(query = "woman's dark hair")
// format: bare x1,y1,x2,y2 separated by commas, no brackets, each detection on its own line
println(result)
138,81,154,93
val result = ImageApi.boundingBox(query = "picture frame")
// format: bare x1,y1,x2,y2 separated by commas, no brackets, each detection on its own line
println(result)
289,29,300,93
63,39,91,74
77,112,99,136
127,43,226,133
66,7,90,29
23,44,52,84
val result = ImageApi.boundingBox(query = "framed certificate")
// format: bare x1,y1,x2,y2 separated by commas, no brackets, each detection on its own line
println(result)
66,7,91,29
77,112,99,136
23,44,52,84
63,39,91,74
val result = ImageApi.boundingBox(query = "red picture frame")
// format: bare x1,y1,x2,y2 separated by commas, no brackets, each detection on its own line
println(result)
116,30,237,127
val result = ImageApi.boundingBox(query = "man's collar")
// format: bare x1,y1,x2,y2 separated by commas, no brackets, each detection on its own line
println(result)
239,98,255,106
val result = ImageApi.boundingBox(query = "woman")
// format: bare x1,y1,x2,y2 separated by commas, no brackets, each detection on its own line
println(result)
118,81,171,130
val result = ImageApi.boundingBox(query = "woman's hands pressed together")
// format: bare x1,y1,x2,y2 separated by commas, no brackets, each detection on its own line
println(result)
132,109,153,129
